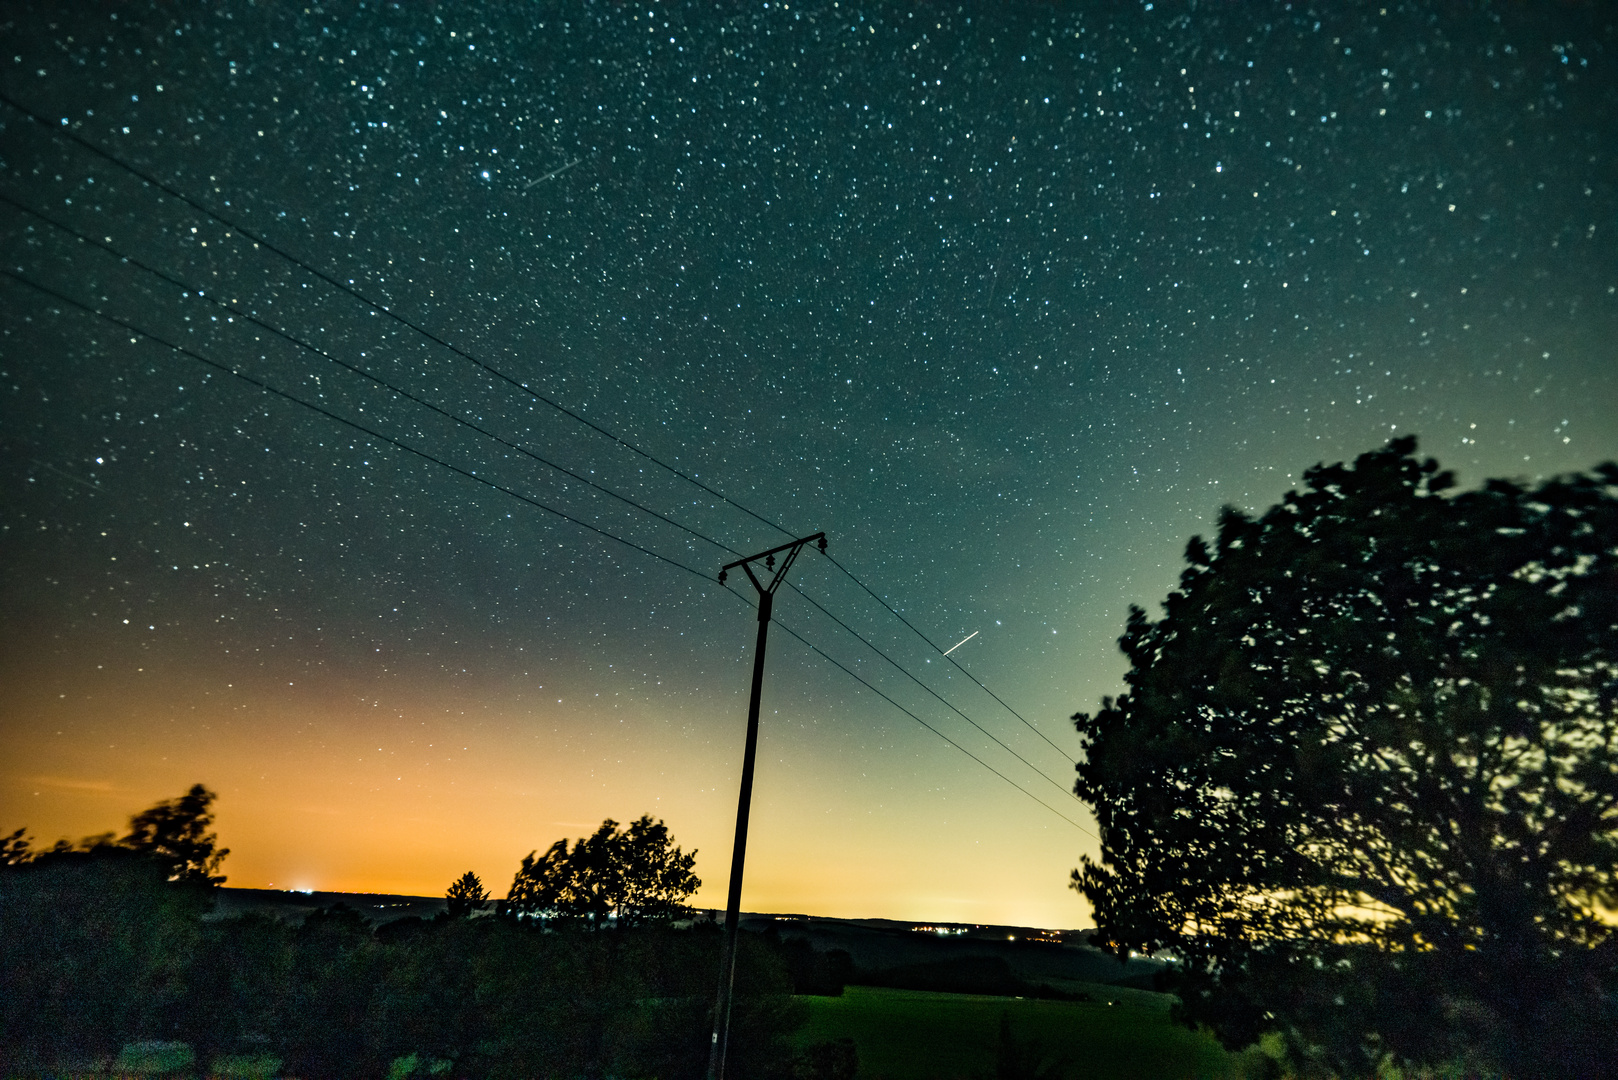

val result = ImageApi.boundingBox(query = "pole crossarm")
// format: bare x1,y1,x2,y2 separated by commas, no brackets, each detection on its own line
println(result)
707,530,824,1080
718,532,825,593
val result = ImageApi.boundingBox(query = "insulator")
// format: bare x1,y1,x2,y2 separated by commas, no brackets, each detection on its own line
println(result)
766,554,775,569
817,536,827,553
718,570,728,585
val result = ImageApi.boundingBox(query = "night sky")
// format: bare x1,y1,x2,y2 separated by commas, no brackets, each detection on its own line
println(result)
2,1,1614,928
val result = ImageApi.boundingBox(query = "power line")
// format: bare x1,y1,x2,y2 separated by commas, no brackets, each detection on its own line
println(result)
0,91,791,539
766,610,1096,835
0,189,749,563
7,261,1096,839
820,550,1075,761
785,580,1081,802
3,90,1073,791
0,266,722,588
3,190,1085,814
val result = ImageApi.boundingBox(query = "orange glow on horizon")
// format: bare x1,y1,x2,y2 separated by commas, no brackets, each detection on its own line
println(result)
1,640,1100,928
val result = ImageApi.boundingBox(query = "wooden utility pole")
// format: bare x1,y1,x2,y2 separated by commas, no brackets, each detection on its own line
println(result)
706,531,825,1080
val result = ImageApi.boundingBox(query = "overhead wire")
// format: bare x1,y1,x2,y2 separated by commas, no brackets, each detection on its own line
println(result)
0,189,750,563
0,90,791,538
2,185,1083,816
6,260,1094,835
0,266,724,588
1,91,1066,765
717,586,1094,834
4,187,1079,800
1,91,1082,809
785,579,1081,802
771,616,1095,834
818,551,1075,761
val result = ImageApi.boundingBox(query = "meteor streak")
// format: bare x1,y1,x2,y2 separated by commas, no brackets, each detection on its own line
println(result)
942,630,978,656
523,158,582,190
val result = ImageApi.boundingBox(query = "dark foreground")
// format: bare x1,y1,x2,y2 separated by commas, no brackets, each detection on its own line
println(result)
2,849,818,1079
3,854,1213,1079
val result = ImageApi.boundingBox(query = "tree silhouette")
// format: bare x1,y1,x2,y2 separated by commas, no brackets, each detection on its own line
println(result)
121,783,229,885
613,815,704,925
2,786,225,1067
1,796,818,1077
503,815,699,928
1072,438,1618,1079
0,827,31,866
443,870,489,918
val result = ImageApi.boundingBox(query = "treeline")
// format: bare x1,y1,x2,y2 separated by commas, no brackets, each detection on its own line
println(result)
0,790,855,1080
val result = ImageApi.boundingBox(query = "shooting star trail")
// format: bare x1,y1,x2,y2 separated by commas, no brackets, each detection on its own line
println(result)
32,459,101,493
942,630,978,656
523,158,582,190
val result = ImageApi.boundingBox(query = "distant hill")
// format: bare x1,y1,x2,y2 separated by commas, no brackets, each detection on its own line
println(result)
212,887,447,924
736,913,1163,993
211,890,1163,996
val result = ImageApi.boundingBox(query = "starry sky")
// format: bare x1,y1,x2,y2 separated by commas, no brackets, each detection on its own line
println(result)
2,1,1614,929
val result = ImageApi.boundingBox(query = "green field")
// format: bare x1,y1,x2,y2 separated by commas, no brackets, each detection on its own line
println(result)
795,984,1268,1080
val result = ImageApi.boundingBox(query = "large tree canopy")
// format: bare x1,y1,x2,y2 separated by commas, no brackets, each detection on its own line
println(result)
503,815,700,929
1072,438,1618,1079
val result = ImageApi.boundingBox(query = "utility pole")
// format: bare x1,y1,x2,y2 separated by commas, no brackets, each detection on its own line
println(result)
707,530,826,1080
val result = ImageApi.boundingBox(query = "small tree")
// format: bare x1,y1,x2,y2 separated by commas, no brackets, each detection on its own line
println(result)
444,870,490,918
503,815,699,928
121,783,229,885
1072,439,1618,1079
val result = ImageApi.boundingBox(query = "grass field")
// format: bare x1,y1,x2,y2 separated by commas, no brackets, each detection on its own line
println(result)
794,984,1267,1080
